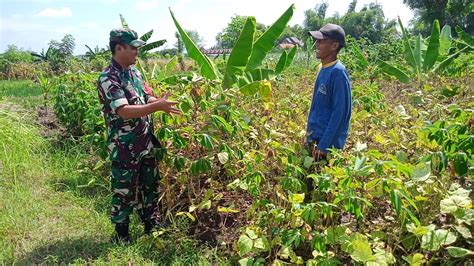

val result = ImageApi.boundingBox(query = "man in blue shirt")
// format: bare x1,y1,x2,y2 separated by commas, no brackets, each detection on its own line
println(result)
307,24,352,161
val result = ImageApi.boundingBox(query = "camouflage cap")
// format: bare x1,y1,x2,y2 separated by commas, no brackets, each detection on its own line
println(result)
109,28,146,48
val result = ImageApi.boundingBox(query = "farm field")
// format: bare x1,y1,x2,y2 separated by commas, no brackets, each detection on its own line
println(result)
0,2,473,265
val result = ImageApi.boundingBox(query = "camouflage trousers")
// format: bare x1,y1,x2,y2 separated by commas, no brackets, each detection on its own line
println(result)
110,156,160,225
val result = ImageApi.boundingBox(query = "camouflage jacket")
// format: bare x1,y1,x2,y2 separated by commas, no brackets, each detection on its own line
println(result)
97,59,156,162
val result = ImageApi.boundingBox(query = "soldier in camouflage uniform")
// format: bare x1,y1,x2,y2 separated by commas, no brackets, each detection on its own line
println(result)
97,28,181,244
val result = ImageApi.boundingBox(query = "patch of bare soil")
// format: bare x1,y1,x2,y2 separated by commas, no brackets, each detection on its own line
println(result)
37,106,65,138
0,102,22,113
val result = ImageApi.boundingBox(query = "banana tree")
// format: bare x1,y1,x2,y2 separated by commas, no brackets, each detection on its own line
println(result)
169,5,297,99
31,47,55,63
379,18,471,87
84,45,108,60
119,14,166,58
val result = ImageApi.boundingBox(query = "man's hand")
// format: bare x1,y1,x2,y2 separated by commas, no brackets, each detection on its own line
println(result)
312,147,327,160
116,91,181,119
154,91,181,115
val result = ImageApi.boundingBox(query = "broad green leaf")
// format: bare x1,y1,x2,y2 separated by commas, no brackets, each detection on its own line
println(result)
238,234,254,255
412,162,431,182
454,152,468,176
245,228,258,240
199,134,214,149
198,199,211,210
454,225,472,239
140,29,153,42
351,234,375,262
239,81,260,96
423,20,440,71
140,39,167,53
379,61,410,83
174,156,186,171
351,43,369,68
248,68,276,81
211,115,233,134
303,156,314,168
439,25,452,57
456,25,474,47
158,56,179,81
217,152,229,164
421,229,457,251
354,156,366,171
440,194,471,214
414,34,422,73
246,4,294,71
446,247,474,257
433,46,469,72
170,9,219,80
217,206,239,213
239,258,254,266
398,17,416,71
275,50,288,74
402,253,426,266
190,158,212,175
289,193,305,204
239,80,272,101
390,189,402,217
119,14,129,28
254,237,270,251
407,223,435,236
223,17,256,88
374,248,396,265
284,46,298,70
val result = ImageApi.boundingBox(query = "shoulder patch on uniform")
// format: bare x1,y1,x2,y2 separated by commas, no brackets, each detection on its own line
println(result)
318,84,327,95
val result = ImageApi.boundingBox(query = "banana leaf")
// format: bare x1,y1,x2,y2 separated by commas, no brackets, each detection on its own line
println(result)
423,20,440,72
170,9,219,80
239,80,272,101
414,35,422,73
223,17,256,88
157,56,179,81
433,46,469,72
245,4,294,72
275,50,288,74
379,61,410,83
140,30,154,42
140,39,166,52
398,17,416,72
275,46,298,74
456,26,474,47
248,68,275,81
284,46,298,70
439,25,452,58
120,14,129,28
351,43,368,69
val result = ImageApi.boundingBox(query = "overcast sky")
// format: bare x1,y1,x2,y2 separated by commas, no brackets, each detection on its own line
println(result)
0,0,414,54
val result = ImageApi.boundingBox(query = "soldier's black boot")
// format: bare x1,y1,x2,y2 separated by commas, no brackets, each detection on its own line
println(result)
112,223,131,244
144,220,154,235
143,219,166,235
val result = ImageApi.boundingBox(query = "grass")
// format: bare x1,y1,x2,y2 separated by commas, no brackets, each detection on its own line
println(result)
0,82,223,264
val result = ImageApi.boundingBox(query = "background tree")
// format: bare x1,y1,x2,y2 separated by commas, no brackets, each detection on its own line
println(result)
216,15,266,48
46,34,76,73
303,2,329,36
403,0,473,35
175,30,205,53
340,3,396,43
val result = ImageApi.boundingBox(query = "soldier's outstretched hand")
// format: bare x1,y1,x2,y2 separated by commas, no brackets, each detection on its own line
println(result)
157,92,181,115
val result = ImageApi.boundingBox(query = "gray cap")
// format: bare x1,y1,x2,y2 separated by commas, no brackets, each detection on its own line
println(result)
308,23,346,48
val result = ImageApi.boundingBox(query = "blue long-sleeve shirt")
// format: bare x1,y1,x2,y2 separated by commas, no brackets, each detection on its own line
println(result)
307,60,352,153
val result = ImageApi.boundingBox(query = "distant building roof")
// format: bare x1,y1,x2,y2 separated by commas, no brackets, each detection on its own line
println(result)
280,37,304,47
